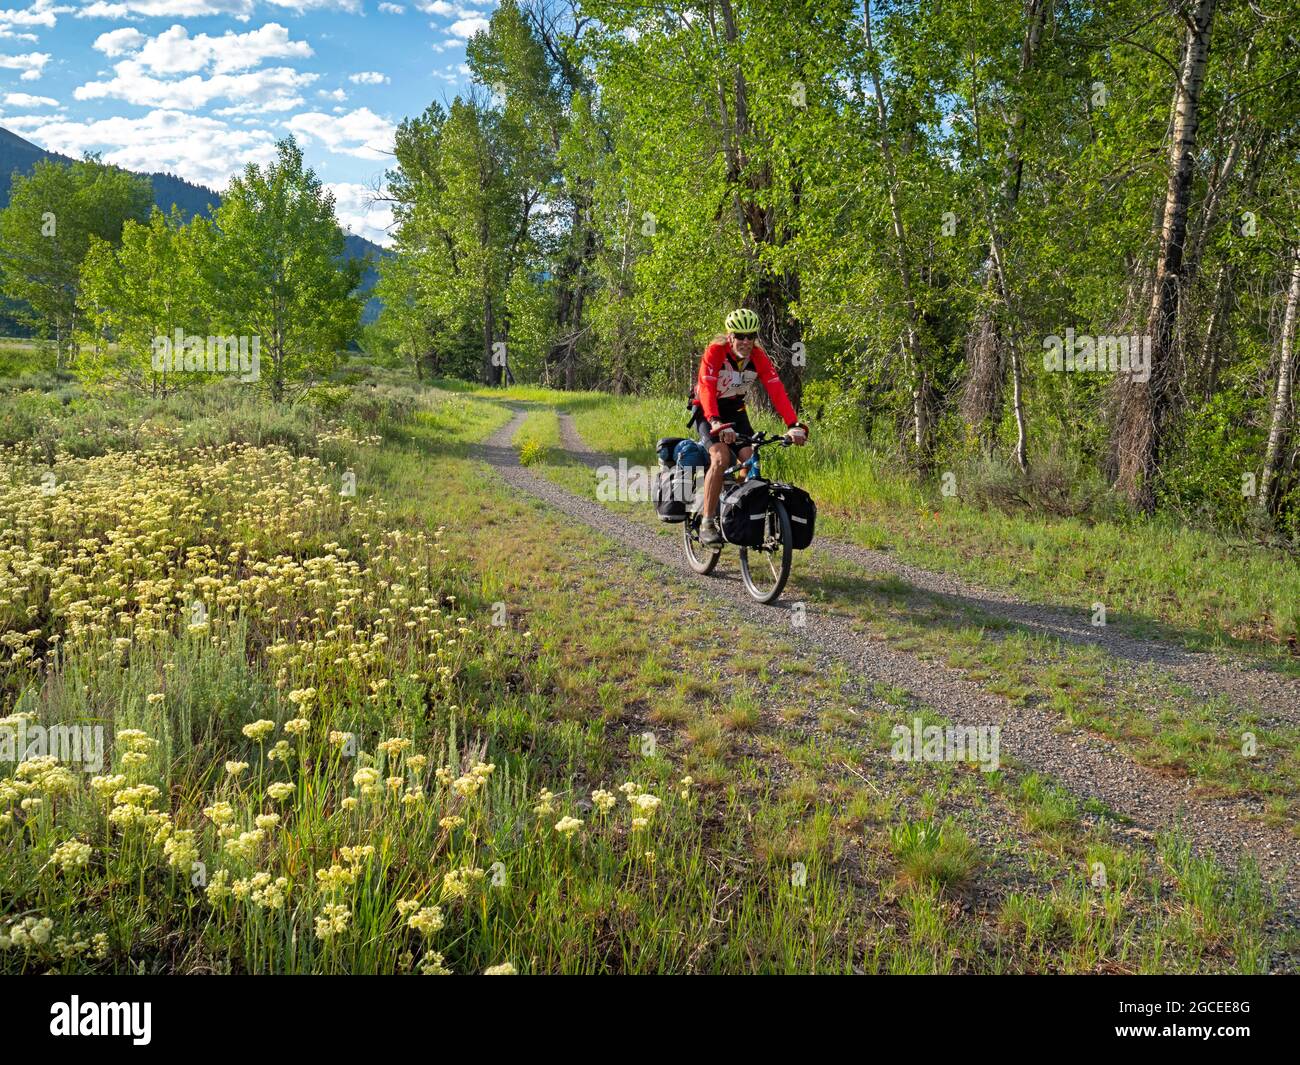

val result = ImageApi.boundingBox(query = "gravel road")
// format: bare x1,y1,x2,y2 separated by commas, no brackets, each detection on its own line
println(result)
479,407,1300,912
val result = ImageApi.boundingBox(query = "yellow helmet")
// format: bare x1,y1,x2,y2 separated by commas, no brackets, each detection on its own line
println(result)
724,308,760,334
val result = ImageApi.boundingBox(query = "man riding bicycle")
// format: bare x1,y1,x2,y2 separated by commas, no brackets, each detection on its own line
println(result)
690,308,809,545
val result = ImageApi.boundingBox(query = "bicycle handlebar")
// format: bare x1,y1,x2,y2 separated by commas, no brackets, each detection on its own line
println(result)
730,431,792,451
707,424,792,450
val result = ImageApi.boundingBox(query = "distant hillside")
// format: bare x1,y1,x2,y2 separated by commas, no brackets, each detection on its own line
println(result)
0,125,388,326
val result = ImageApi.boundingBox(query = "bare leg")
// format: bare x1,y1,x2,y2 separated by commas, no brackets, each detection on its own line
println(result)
701,443,752,519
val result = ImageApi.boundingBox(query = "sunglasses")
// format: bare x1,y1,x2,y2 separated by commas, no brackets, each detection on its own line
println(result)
732,332,758,341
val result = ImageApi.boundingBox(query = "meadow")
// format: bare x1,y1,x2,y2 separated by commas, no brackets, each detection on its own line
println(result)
1,361,1294,974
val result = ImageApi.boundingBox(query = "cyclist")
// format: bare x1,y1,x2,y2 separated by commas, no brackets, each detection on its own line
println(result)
690,308,809,545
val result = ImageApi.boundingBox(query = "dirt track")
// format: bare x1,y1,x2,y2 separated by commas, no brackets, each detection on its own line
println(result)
478,406,1300,913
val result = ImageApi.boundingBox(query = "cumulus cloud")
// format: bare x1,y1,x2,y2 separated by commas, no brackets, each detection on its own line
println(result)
417,1,484,15
3,90,57,105
0,50,47,79
77,0,257,19
74,0,360,18
377,1,403,11
11,109,280,189
0,0,61,32
285,106,394,160
76,61,316,111
122,23,313,75
92,27,145,56
447,15,487,37
348,71,387,85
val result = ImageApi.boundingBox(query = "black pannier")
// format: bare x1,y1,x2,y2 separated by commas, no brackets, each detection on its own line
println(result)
771,482,816,549
653,464,697,523
719,478,770,548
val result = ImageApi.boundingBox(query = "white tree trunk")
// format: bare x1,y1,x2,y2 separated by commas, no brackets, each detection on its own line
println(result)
1258,246,1300,514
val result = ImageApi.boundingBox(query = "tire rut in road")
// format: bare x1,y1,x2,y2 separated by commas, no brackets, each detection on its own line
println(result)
481,407,1300,910
557,412,1300,730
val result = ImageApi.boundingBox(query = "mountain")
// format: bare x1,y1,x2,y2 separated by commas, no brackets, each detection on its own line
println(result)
0,125,389,326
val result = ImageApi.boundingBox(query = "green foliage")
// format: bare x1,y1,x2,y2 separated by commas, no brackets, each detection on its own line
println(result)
208,139,364,401
0,156,152,367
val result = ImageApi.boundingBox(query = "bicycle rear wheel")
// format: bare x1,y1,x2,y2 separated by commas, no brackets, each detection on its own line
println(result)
739,499,792,603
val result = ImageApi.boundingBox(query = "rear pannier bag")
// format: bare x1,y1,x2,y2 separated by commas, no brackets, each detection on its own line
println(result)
719,478,770,548
673,439,711,469
653,465,696,523
656,436,685,466
772,483,816,549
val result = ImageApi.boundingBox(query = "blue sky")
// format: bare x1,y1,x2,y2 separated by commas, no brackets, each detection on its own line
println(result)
0,0,501,244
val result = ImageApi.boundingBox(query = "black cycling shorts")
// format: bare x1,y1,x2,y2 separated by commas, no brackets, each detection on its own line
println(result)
694,407,755,456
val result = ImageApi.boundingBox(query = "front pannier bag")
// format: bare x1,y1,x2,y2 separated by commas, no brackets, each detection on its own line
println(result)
719,479,770,548
772,483,816,549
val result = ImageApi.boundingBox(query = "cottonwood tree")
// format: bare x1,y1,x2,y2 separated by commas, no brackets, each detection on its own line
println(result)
0,156,151,369
77,207,210,393
208,139,364,401
470,0,603,389
384,94,542,385
1108,0,1218,512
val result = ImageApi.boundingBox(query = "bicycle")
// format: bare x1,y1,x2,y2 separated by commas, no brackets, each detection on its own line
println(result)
682,430,795,604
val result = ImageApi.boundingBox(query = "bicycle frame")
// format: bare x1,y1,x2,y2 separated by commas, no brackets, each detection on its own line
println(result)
684,428,796,604
722,432,788,481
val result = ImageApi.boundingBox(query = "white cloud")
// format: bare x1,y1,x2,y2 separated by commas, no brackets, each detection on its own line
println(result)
0,1,62,31
76,61,316,111
74,0,360,17
92,27,145,56
0,50,47,79
266,0,361,11
348,71,388,85
77,0,257,19
447,15,487,37
326,180,393,246
377,1,403,11
3,90,56,105
318,87,345,101
286,106,393,160
418,1,484,15
13,109,280,190
123,23,313,76
0,112,52,130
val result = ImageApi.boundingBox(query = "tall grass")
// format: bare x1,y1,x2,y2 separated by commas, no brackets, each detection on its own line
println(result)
470,382,1300,653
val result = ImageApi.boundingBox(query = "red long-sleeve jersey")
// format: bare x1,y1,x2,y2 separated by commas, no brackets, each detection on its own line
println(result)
694,340,798,426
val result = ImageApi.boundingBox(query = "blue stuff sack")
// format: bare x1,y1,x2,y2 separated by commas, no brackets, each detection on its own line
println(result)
673,439,711,469
656,436,684,465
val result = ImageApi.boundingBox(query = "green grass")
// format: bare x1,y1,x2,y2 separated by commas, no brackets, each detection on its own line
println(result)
493,387,1300,824
449,381,1300,662
0,375,1292,974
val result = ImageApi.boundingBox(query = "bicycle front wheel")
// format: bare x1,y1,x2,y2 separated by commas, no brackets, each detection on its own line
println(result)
683,512,721,574
739,498,792,604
